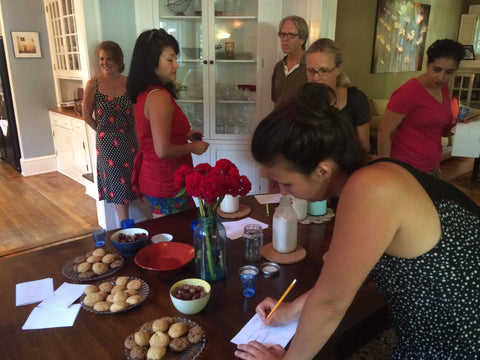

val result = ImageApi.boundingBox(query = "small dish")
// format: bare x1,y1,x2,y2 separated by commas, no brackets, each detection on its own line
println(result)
151,233,173,243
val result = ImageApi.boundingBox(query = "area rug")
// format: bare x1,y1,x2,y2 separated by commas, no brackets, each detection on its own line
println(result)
346,328,398,359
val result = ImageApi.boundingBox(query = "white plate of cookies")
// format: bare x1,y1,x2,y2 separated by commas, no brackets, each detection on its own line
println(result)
62,247,124,282
80,276,149,314
124,317,205,360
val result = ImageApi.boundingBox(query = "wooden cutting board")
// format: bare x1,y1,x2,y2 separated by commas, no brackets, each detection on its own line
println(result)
260,243,306,264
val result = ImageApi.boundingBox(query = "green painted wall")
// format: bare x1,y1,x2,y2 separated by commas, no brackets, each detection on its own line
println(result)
335,0,467,100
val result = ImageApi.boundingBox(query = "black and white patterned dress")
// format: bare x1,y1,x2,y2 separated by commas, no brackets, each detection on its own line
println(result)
368,158,480,359
94,79,138,204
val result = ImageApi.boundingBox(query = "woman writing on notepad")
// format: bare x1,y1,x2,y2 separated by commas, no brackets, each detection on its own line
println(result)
235,83,480,359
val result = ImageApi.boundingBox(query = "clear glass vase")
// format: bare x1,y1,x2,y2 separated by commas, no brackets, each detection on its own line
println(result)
193,215,227,281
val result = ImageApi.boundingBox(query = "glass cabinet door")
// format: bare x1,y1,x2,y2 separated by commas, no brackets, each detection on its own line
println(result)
158,0,259,139
213,0,258,138
45,0,82,77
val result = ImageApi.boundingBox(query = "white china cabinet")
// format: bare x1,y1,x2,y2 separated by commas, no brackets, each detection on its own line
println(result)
154,0,281,193
44,0,94,189
44,0,89,106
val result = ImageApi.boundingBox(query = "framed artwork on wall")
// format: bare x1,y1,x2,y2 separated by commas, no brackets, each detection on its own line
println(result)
463,45,475,60
371,0,431,73
11,31,41,58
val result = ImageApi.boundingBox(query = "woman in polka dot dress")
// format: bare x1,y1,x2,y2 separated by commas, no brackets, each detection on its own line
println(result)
235,83,480,360
83,41,138,222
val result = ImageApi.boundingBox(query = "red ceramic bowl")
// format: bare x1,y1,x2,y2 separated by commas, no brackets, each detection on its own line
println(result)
134,242,195,273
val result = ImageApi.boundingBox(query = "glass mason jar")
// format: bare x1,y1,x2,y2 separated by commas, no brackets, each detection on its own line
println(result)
193,215,227,281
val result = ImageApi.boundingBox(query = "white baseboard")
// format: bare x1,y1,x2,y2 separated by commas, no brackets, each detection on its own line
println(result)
20,155,57,176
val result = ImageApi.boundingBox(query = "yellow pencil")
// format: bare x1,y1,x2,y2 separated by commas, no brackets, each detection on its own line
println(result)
266,279,297,319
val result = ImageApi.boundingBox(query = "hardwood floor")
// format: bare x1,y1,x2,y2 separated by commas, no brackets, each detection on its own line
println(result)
0,161,98,257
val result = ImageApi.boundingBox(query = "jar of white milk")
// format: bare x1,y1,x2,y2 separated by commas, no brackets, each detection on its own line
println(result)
272,195,298,253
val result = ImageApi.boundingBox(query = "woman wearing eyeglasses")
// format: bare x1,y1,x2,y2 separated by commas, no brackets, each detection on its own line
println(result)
271,15,309,108
305,38,371,153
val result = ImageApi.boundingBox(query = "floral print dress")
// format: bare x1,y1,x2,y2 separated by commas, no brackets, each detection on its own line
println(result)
94,79,138,204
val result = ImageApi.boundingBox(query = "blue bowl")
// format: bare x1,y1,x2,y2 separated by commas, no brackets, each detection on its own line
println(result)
110,228,149,257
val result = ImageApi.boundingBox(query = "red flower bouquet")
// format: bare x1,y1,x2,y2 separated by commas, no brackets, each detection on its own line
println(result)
175,159,251,218
175,159,251,281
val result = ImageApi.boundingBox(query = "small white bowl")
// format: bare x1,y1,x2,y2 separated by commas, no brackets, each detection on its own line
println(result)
151,233,173,243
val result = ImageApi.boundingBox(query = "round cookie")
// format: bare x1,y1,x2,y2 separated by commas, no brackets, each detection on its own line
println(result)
188,326,204,344
126,295,142,305
110,301,129,312
84,284,99,295
102,253,116,264
152,318,171,333
86,255,102,263
149,332,170,347
134,330,150,347
73,255,86,264
110,259,123,269
92,248,107,257
168,336,189,352
83,292,104,307
77,262,91,273
98,281,114,293
127,279,142,290
129,345,147,360
168,322,189,339
116,276,129,286
93,301,111,312
92,262,109,275
147,346,166,360
124,334,136,350
78,271,95,280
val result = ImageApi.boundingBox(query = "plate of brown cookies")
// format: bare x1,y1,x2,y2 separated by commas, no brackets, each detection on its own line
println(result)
80,276,149,314
124,316,206,360
62,247,124,282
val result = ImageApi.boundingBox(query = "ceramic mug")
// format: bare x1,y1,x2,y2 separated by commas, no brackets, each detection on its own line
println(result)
220,194,239,213
307,200,327,216
291,197,308,220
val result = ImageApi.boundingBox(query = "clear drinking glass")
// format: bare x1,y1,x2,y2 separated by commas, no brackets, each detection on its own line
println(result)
243,224,263,262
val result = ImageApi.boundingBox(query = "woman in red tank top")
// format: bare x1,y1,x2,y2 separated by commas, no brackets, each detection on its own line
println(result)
127,29,209,217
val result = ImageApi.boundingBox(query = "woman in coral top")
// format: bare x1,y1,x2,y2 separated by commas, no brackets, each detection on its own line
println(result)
377,39,464,174
127,29,209,217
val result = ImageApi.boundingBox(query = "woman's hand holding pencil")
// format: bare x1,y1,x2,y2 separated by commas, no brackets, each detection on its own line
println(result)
255,279,297,326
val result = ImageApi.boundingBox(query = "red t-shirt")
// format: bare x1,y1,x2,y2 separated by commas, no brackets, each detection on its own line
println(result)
387,78,453,172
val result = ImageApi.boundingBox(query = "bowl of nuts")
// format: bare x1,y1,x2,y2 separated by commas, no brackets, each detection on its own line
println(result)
170,278,211,315
110,228,148,257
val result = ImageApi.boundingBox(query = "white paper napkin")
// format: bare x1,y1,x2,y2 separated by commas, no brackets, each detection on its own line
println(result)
16,278,54,306
254,193,282,204
39,282,88,308
22,304,82,330
222,217,269,240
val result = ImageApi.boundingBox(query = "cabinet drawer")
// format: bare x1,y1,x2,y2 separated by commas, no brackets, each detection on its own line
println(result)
51,114,71,130
71,118,86,134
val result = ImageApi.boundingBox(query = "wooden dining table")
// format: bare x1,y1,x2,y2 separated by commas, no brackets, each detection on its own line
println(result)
0,196,389,359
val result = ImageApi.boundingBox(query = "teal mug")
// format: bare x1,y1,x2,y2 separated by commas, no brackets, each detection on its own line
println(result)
307,200,327,216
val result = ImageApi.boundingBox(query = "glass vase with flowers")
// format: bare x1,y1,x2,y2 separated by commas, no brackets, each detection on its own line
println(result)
175,159,251,281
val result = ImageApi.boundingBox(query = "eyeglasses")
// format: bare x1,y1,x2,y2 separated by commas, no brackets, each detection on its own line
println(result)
306,66,337,77
278,32,300,39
